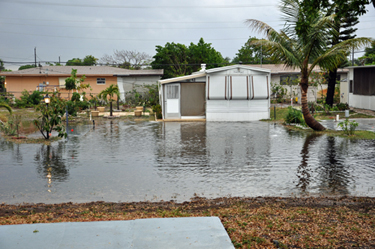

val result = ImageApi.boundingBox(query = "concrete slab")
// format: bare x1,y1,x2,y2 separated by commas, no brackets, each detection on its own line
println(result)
0,217,234,249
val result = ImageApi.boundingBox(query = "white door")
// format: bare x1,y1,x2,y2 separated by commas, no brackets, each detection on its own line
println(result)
164,84,180,119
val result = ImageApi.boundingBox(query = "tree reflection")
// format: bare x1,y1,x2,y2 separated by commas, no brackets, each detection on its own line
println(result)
317,136,350,195
35,144,69,184
0,139,23,163
296,133,321,193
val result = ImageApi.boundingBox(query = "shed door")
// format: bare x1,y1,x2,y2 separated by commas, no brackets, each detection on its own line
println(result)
180,83,205,116
164,84,180,119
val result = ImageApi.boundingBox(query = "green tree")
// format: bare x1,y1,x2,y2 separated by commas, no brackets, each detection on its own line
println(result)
0,59,4,71
232,36,273,64
82,55,98,66
33,95,67,140
246,0,372,131
188,38,228,71
151,38,227,79
320,0,372,106
65,69,87,98
359,41,375,65
151,42,190,79
98,84,119,117
18,64,36,70
66,55,98,66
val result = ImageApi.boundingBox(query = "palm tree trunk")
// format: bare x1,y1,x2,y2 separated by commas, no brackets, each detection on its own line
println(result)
110,101,113,117
300,78,326,131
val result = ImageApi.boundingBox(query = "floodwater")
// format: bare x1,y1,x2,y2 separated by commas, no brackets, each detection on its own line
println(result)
1,120,375,204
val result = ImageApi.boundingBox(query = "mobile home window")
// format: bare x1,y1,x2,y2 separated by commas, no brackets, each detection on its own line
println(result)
97,78,106,85
166,85,179,99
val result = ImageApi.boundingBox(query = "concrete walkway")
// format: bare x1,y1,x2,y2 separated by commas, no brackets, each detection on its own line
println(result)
0,217,234,249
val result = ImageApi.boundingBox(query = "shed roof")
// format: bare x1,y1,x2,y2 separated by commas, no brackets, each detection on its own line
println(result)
0,66,163,77
159,64,271,85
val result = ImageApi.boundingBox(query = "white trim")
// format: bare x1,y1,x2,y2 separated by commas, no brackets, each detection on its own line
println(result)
159,73,206,85
181,116,206,119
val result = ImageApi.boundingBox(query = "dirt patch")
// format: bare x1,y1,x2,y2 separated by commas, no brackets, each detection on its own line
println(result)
1,196,375,248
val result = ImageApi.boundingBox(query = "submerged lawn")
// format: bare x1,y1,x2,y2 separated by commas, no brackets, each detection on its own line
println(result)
1,197,375,248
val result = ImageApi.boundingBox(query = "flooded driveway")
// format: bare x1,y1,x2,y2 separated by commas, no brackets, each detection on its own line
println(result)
1,120,375,204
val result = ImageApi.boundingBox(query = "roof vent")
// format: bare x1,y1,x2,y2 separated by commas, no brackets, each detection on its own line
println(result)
200,64,206,72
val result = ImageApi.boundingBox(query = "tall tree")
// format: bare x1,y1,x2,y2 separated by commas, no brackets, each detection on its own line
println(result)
317,0,371,107
100,50,152,69
232,36,273,64
246,0,372,131
359,41,375,65
151,42,191,79
151,38,227,79
188,38,228,71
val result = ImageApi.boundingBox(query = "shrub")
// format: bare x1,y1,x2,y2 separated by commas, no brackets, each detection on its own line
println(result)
15,90,43,108
336,103,349,111
338,118,358,135
0,115,21,136
284,106,304,125
152,104,162,119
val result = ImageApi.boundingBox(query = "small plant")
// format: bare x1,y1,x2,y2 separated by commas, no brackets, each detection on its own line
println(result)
0,114,21,136
284,106,305,125
338,118,358,135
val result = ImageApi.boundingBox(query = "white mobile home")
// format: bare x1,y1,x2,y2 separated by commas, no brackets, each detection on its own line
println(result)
159,64,271,121
347,65,375,110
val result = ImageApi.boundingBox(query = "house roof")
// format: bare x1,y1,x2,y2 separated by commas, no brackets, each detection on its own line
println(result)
246,64,349,74
159,64,271,85
0,66,163,77
346,65,375,69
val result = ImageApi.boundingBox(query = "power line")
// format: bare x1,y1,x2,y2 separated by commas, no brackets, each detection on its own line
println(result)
3,1,276,9
0,31,252,41
0,22,251,30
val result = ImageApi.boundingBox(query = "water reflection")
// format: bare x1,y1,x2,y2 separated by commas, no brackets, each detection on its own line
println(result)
317,136,350,195
0,139,23,163
1,120,375,204
296,133,322,193
35,144,69,182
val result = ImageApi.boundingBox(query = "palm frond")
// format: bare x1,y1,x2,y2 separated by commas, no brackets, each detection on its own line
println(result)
310,37,373,73
0,102,12,114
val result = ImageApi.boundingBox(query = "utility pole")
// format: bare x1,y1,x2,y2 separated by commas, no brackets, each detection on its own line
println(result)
34,47,37,67
352,47,354,66
59,56,61,65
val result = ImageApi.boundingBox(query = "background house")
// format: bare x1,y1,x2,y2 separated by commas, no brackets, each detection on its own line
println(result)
159,64,271,121
346,65,375,110
248,64,348,103
0,66,163,100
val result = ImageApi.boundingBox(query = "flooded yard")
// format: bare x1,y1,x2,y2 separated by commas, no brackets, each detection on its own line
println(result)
1,120,375,204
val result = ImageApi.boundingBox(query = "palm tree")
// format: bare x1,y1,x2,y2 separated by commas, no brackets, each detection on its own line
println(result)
246,0,372,131
0,102,12,114
98,84,120,117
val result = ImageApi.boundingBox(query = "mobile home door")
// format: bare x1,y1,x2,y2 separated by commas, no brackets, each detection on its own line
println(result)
164,84,181,119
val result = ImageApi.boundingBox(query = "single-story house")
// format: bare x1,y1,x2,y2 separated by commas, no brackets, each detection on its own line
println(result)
159,64,271,121
248,64,349,103
0,66,163,100
346,65,375,110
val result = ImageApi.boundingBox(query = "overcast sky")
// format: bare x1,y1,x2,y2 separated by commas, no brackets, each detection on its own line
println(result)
1,0,374,71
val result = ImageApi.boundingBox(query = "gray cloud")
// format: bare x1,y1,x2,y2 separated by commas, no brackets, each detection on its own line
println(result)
0,0,374,70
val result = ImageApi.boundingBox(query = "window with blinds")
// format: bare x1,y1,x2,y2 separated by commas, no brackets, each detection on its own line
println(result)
166,85,179,99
